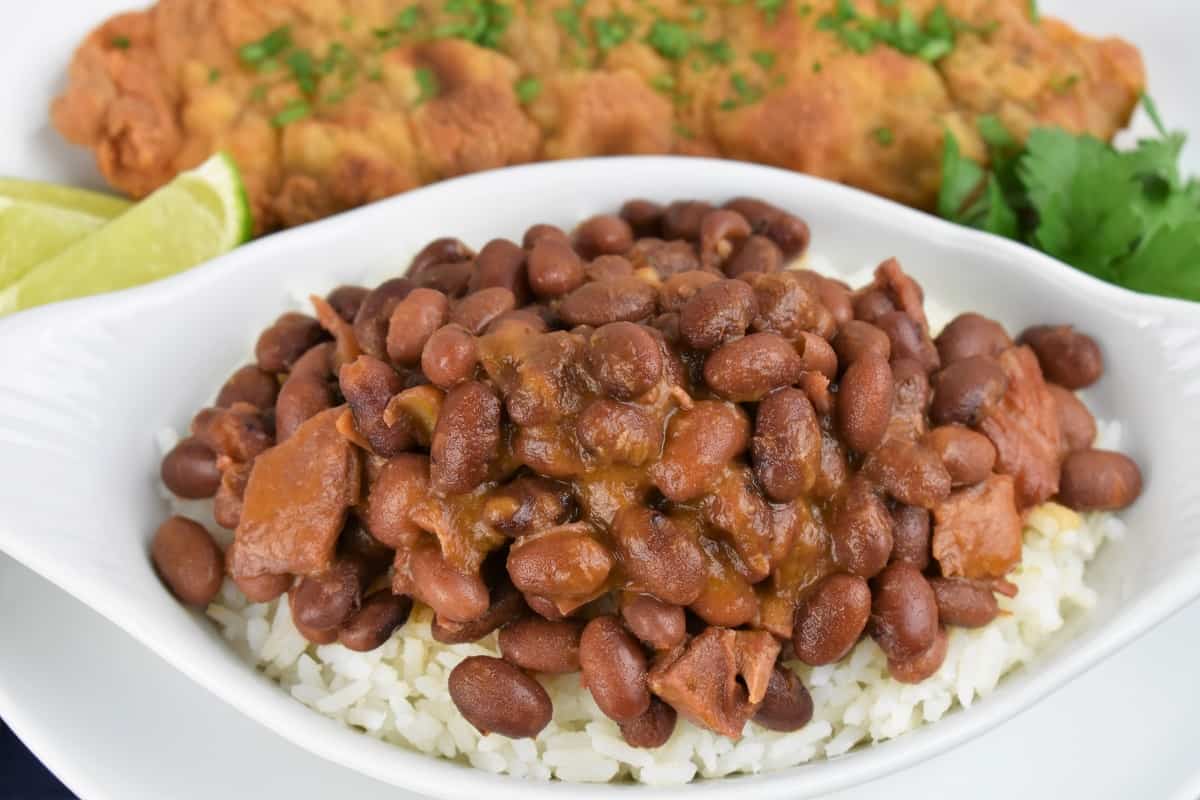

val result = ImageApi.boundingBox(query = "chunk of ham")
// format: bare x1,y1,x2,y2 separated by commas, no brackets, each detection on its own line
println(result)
229,407,362,578
932,474,1022,579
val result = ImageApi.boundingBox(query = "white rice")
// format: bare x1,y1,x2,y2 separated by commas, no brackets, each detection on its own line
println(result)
176,258,1127,784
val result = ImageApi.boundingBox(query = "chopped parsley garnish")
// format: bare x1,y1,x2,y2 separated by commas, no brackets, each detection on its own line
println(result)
756,0,785,23
285,50,317,95
514,76,541,104
720,72,764,111
271,99,311,127
239,26,292,65
553,0,588,47
938,96,1200,301
249,84,268,103
435,0,512,49
110,35,131,49
872,126,894,146
396,5,422,31
207,67,221,84
673,122,696,140
1027,0,1039,23
650,74,677,94
813,60,823,72
340,15,355,31
1050,73,1080,94
592,12,636,51
646,19,693,60
817,2,990,62
414,67,439,104
696,39,734,66
751,50,777,70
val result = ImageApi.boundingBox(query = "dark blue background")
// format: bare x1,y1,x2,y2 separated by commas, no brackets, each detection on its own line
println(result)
1,719,75,799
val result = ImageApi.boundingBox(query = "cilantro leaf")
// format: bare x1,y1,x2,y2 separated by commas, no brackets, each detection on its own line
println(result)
937,132,985,221
1117,221,1200,301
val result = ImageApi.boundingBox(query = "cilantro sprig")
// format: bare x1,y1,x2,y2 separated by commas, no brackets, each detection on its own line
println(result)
938,96,1200,301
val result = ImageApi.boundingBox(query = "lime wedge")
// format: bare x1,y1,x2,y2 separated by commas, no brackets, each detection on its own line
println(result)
0,153,252,315
0,178,132,219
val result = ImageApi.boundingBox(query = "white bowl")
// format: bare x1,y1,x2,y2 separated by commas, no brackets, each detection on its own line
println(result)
0,157,1197,799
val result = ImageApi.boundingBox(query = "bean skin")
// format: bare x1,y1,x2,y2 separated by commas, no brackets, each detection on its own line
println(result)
930,355,1007,426
698,209,751,269
611,507,706,605
408,237,473,277
792,573,872,666
831,479,893,578
523,223,570,249
650,401,751,502
836,352,894,454
363,453,429,549
924,425,996,486
620,593,686,650
160,438,221,499
587,322,663,400
576,400,663,466
421,324,478,389
353,279,415,360
151,516,224,607
862,439,952,509
661,200,714,241
580,616,651,723
507,524,613,599
703,333,802,402
558,277,658,327
386,288,449,366
1058,449,1143,511
338,591,413,652
292,557,370,630
752,388,821,501
1048,384,1097,452
217,365,279,410
233,569,292,604
752,666,814,732
449,656,552,738
833,320,891,367
936,313,1011,365
499,618,584,674
659,270,720,313
575,214,634,258
470,239,528,304
409,544,491,623
929,577,999,628
797,332,838,379
888,505,931,571
869,563,938,662
725,235,782,278
853,289,894,323
450,287,517,335
618,698,677,748
430,381,500,494
430,580,527,644
528,239,585,299
876,310,939,373
679,279,758,350
1018,324,1104,389
255,313,326,373
888,625,948,684
340,356,412,457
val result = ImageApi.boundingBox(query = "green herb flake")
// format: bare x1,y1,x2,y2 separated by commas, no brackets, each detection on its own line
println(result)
286,50,317,95
593,12,636,52
207,67,221,84
872,126,894,146
414,67,439,104
514,76,541,104
797,3,813,16
673,121,696,140
239,26,292,65
751,50,777,70
756,0,785,24
976,114,1015,151
271,99,311,127
650,73,676,93
340,15,355,31
367,65,383,82
1050,73,1080,94
1027,0,1039,23
1142,93,1168,138
110,35,131,50
688,7,707,22
553,0,589,47
697,38,734,66
812,60,822,73
646,19,693,60
436,0,512,49
249,84,268,103
396,5,422,32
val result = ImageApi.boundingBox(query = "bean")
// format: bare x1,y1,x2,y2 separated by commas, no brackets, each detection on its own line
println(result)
430,381,500,494
353,278,415,359
620,593,686,650
212,462,250,530
627,238,700,277
339,591,413,652
217,365,279,410
619,199,664,237
661,200,714,241
814,276,854,328
507,524,613,599
526,239,585,298
752,388,821,501
514,423,587,478
725,235,782,278
888,625,948,684
699,209,751,269
255,313,326,373
888,505,931,570
325,285,370,322
611,507,706,605
876,310,939,373
483,477,576,536
431,580,528,643
150,516,224,607
811,424,849,499
470,239,528,303
289,587,338,645
232,569,292,604
659,270,720,313
935,313,1011,365
409,543,491,623
836,352,894,453
522,223,568,249
1018,324,1104,389
792,573,872,665
524,593,569,621
408,237,473,277
690,552,758,627
386,288,449,366
275,378,333,443
160,437,220,499
679,279,758,350
619,698,677,749
586,254,635,282
558,276,658,327
797,332,838,379
853,289,895,323
753,666,814,732
587,322,663,399
650,401,751,502
340,356,412,457
924,425,996,486
869,563,938,662
930,355,1008,426
799,371,833,416
1058,449,1143,511
580,616,651,722
704,333,802,402
863,439,952,509
575,214,634,258
363,453,429,548
1048,384,1097,452
752,272,835,341
499,618,584,674
450,287,517,335
449,656,552,738
928,577,999,628
833,320,891,367
421,324,478,389
576,399,663,466
766,212,810,258
487,308,549,337
292,557,370,630
830,478,893,578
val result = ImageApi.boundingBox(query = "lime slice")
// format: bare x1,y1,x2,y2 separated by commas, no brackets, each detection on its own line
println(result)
0,153,252,315
0,178,132,219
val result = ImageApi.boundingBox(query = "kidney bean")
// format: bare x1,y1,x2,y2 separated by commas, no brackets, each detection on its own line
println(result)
924,425,996,486
483,477,575,536
1018,324,1104,389
876,310,939,373
679,279,758,350
869,563,938,662
470,239,528,302
935,312,1011,365
853,289,895,323
611,507,706,605
698,209,751,269
863,439,952,509
430,381,500,494
160,437,220,499
487,309,549,337
576,399,663,466
524,594,569,621
650,401,751,502
580,616,651,722
928,577,999,628
450,287,517,335
1058,449,1143,511
661,200,714,241
288,587,338,645
216,365,279,410
831,479,893,578
526,238,585,299
431,580,528,643
150,516,223,607
587,255,636,283
725,235,782,278
1048,383,1097,452
792,573,872,665
408,543,491,623
338,591,413,652
292,557,371,630
575,214,634,258
339,356,412,456
930,355,1008,426
751,273,835,341
690,553,759,627
421,324,478,389
514,423,587,478
752,388,820,501
558,276,658,327
799,371,833,416
212,461,250,530
796,332,837,379
587,322,663,399
325,285,370,322
836,352,894,454
722,197,778,231
659,270,720,313
628,238,701,277
386,288,449,366
814,276,854,328
353,278,415,359
620,199,664,237
520,222,566,249
888,625,948,684
255,313,326,373
889,505,931,570
704,333,802,402
833,320,891,367
362,453,428,548
620,593,686,650
233,568,292,604
766,212,810,258
449,656,552,738
753,666,814,732
408,237,474,277
507,524,613,599
619,697,677,748
499,618,584,673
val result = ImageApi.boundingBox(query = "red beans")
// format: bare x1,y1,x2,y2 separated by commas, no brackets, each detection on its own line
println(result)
339,591,413,652
587,322,663,399
255,313,326,373
575,214,634,258
340,356,411,457
292,557,370,630
876,311,939,373
797,332,838,379
528,239,585,298
833,320,891,367
924,425,996,486
619,698,677,749
449,656,552,738
725,235,782,278
752,388,821,501
576,400,663,466
471,239,528,303
523,224,570,249
703,333,802,402
363,453,429,549
863,439,952,509
928,577,999,628
836,352,894,454
661,200,714,241
558,277,658,327
659,270,720,312
408,237,473,277
930,355,1007,426
679,279,758,350
421,324,478,389
430,580,527,644
611,506,706,605
387,288,449,366
451,287,517,335
1018,324,1104,389
580,616,651,722
698,209,751,269
620,593,686,650
1058,449,1143,511
499,618,584,674
430,381,500,494
752,666,814,732
793,573,872,666
160,437,220,499
507,524,613,600
888,505,931,571
217,365,279,409
619,199,664,237
936,313,1011,365
650,401,751,502
869,563,938,662
353,279,414,359
233,569,292,604
1048,384,1097,452
831,479,893,578
409,544,491,623
151,516,224,607
888,625,948,684
325,285,370,322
